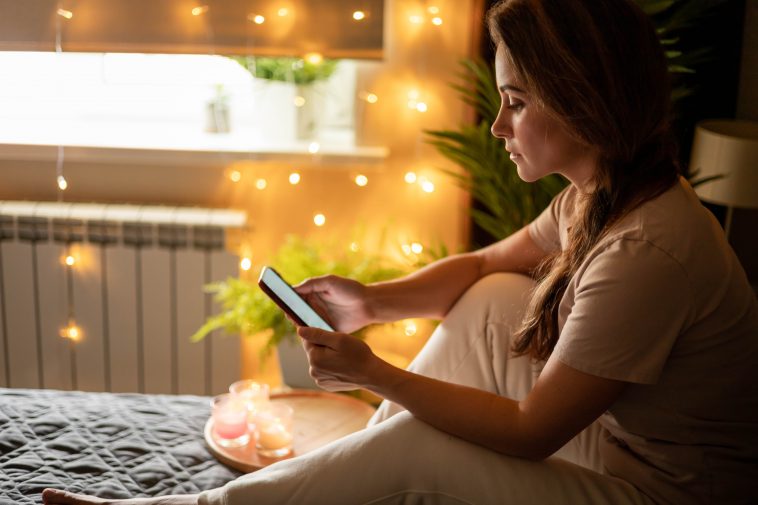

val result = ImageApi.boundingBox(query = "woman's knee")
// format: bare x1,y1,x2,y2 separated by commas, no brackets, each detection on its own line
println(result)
446,272,535,328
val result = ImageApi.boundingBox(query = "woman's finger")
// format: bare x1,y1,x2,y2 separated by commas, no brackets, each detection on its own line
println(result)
297,326,340,349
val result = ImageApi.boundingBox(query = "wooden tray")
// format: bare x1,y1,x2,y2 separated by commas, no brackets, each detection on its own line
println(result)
204,390,376,472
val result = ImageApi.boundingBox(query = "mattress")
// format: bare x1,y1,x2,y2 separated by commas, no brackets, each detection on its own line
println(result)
0,388,242,504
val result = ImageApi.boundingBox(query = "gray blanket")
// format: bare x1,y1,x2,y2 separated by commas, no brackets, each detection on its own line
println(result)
0,388,242,504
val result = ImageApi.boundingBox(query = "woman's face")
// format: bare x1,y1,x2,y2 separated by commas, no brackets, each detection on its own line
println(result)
491,44,596,190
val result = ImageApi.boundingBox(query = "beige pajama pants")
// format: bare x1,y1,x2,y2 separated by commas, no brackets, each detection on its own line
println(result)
199,273,654,505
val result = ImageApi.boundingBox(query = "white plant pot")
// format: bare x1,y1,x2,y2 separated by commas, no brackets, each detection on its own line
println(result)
294,83,326,141
277,335,319,389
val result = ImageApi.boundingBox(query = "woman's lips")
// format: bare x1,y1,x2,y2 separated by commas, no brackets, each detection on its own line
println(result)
510,153,521,160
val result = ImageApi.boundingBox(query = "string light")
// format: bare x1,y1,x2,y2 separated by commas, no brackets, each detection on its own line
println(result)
401,244,412,255
289,172,301,185
255,178,267,190
421,180,435,193
408,90,427,112
308,142,320,154
404,320,418,336
427,6,440,14
349,242,360,252
431,17,443,26
415,102,428,112
409,14,424,24
229,170,242,182
353,11,366,21
191,5,209,16
64,255,76,267
57,175,68,191
313,214,326,226
60,323,81,342
355,174,368,187
293,95,306,107
56,8,73,19
249,14,265,24
404,171,418,184
411,242,423,254
240,257,252,271
359,91,378,104
304,52,324,65
278,7,289,16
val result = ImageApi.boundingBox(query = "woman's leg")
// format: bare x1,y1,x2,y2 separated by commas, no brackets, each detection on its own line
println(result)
370,272,539,424
199,411,652,505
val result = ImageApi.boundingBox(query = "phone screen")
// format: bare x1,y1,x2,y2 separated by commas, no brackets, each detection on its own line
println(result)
258,266,334,331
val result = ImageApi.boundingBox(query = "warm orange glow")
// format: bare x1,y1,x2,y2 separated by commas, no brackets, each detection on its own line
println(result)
349,242,360,252
304,52,324,65
249,14,265,24
278,7,289,17
229,170,242,182
65,255,76,266
60,324,81,342
415,102,428,112
409,14,424,24
428,6,440,15
293,95,306,107
240,257,252,271
421,180,435,193
431,17,443,26
404,320,418,336
355,174,368,187
57,175,68,191
57,8,73,19
411,242,423,254
255,178,267,190
308,142,320,154
191,5,209,16
289,172,301,185
353,11,366,21
404,171,417,184
313,214,326,226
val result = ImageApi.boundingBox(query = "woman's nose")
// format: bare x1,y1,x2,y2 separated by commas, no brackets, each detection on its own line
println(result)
491,108,513,139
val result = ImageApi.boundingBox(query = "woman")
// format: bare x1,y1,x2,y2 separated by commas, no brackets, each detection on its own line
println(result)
44,0,758,504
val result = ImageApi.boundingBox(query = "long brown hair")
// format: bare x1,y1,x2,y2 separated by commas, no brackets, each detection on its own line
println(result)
487,0,680,361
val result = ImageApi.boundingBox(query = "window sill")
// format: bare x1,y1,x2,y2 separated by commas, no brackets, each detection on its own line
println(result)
0,121,389,166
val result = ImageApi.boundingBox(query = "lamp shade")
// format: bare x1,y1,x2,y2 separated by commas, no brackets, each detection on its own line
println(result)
690,119,758,209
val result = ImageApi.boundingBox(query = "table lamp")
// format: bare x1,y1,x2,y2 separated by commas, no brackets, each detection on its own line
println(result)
689,119,758,240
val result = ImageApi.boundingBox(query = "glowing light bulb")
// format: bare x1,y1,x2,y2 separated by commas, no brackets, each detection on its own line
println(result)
409,14,424,24
404,171,417,184
407,90,421,110
278,7,289,16
65,255,76,266
305,52,323,65
57,175,68,191
308,142,320,154
355,174,368,187
353,10,366,20
191,5,209,16
249,14,265,24
416,102,428,113
421,180,435,193
401,244,412,256
255,178,267,190
404,321,417,336
428,6,440,15
229,170,242,182
431,16,443,26
240,257,252,271
313,214,326,227
57,8,73,19
60,324,81,342
289,172,301,185
366,93,378,104
349,242,359,252
293,95,306,107
411,242,423,254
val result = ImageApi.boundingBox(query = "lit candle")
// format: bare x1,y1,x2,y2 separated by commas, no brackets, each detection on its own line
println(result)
211,394,250,448
254,403,294,458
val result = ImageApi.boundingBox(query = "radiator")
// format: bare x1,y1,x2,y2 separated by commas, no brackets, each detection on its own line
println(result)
0,201,246,396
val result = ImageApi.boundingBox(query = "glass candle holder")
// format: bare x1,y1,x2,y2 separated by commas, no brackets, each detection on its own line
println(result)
253,402,294,458
211,393,250,448
229,380,271,430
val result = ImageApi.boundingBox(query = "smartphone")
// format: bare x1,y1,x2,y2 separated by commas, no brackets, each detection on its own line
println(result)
258,266,334,331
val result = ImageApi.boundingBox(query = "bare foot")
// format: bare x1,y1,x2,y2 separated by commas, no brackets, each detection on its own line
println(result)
42,488,199,505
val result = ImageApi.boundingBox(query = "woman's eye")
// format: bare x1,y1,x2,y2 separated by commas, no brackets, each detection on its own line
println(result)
507,100,524,111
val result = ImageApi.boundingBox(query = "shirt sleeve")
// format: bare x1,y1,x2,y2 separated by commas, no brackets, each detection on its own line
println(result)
554,238,694,384
528,185,571,254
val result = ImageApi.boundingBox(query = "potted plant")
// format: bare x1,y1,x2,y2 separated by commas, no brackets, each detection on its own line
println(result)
191,234,416,388
232,56,339,140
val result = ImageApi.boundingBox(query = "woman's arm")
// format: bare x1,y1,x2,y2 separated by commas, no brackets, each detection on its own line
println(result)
366,226,549,322
298,327,625,460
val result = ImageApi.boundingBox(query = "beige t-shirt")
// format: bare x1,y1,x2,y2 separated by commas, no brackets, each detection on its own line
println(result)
529,177,758,505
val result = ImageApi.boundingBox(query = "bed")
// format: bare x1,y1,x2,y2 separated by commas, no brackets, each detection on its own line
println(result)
0,388,242,504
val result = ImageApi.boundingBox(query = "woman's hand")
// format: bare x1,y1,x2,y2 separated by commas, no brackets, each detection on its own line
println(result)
297,326,390,392
294,275,373,333
42,488,198,505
